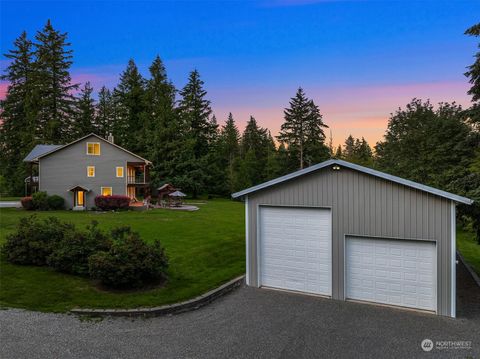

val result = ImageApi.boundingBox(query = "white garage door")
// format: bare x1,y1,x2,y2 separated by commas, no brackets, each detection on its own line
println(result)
259,206,331,296
346,237,437,311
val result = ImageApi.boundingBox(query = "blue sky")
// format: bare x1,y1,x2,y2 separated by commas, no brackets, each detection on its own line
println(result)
1,0,479,145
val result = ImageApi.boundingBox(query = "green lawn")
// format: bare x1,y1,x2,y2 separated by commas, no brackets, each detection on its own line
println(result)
0,199,245,312
457,227,480,276
0,196,21,201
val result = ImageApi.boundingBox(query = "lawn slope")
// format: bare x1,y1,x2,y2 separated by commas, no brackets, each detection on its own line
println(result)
0,199,245,312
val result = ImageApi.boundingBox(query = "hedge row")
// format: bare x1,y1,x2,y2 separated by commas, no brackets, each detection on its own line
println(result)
21,192,65,210
3,216,168,289
94,195,130,210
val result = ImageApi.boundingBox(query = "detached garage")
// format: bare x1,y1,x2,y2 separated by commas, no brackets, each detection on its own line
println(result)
232,159,473,317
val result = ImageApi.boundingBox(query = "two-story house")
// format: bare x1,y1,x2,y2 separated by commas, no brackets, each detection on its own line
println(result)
23,133,152,210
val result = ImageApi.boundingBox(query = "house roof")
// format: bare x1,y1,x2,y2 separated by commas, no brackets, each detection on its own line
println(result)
231,159,473,205
23,133,152,164
23,145,63,162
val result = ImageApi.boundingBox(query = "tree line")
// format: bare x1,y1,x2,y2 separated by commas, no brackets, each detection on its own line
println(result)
0,20,479,240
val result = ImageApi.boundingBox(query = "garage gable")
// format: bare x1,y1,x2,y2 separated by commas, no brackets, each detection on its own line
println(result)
233,159,472,205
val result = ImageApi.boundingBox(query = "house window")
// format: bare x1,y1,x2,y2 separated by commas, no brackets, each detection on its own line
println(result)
116,167,124,178
87,142,100,155
87,166,95,177
101,187,112,196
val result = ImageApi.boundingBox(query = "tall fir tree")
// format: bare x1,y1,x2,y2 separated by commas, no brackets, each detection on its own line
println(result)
238,116,271,187
343,135,355,159
277,88,328,169
178,70,217,158
143,56,178,186
34,19,77,142
112,59,146,153
95,86,115,137
217,113,240,193
0,31,37,194
334,145,343,159
73,82,95,138
176,70,217,196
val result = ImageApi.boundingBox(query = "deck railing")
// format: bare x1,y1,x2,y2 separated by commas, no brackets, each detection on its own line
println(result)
127,175,147,184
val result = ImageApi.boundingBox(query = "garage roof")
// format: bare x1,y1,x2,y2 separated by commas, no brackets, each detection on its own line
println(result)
231,159,473,205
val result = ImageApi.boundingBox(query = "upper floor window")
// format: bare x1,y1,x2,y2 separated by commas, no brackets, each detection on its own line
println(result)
87,142,100,155
87,166,95,177
116,166,124,178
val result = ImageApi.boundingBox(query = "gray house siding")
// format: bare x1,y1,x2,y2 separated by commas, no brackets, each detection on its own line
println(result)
39,135,141,209
246,166,454,317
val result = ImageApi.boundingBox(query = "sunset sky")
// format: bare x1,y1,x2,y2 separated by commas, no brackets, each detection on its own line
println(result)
1,0,479,147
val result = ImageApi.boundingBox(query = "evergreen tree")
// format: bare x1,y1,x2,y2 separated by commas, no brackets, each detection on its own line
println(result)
334,145,343,159
112,59,146,152
354,137,374,167
0,31,36,194
34,20,77,142
142,56,177,186
217,113,240,193
277,88,328,169
304,99,330,165
176,70,217,196
95,86,115,137
73,82,95,138
343,135,355,159
238,116,271,186
178,70,216,158
328,130,334,157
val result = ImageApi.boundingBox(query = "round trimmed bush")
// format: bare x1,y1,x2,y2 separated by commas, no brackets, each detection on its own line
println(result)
47,221,110,276
88,226,168,288
32,191,49,210
47,195,65,210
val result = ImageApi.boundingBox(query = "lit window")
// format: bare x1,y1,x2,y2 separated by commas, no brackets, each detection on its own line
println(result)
87,142,100,155
116,167,124,178
87,166,95,177
101,187,112,196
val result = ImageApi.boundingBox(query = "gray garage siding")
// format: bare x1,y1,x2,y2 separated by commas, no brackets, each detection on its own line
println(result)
39,135,141,209
246,166,454,317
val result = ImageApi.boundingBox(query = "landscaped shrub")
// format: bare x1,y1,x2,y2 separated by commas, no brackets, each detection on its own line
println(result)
3,216,75,266
47,221,110,276
32,191,49,210
89,226,168,288
20,196,34,210
4,216,169,289
94,195,130,211
47,195,65,210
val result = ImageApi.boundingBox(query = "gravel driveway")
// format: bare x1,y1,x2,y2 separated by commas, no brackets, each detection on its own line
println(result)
1,261,479,359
